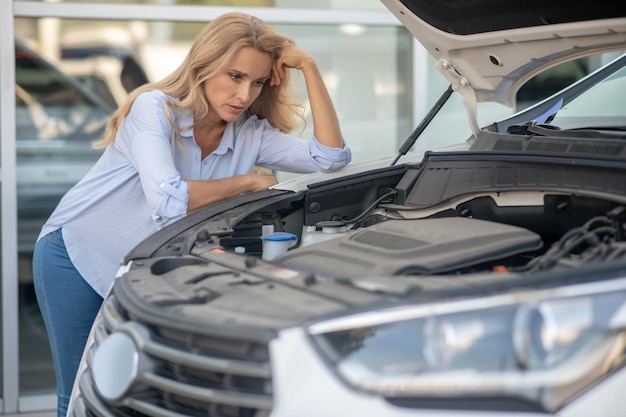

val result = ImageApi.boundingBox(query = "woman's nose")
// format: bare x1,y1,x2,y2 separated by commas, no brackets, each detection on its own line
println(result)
237,84,251,103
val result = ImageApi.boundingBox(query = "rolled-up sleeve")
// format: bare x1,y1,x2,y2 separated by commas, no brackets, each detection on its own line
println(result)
308,135,352,172
151,175,189,223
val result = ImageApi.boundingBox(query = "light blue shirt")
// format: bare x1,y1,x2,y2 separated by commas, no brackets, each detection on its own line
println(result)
39,90,351,296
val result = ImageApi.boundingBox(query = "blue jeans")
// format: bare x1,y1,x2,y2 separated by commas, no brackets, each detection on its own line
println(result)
32,229,103,417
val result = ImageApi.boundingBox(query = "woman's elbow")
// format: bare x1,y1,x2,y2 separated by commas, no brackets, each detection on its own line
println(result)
150,177,189,220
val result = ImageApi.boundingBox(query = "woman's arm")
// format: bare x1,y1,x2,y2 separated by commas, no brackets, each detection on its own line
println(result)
186,174,277,212
271,45,344,149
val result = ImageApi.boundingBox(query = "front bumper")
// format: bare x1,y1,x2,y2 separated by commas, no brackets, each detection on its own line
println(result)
68,284,626,417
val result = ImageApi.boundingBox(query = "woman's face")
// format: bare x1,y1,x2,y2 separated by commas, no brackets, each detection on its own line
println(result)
203,46,273,124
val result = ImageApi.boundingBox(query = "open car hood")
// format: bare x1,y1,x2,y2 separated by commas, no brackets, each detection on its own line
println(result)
381,0,626,109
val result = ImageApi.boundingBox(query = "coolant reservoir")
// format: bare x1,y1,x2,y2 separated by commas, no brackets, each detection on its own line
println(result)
301,220,348,247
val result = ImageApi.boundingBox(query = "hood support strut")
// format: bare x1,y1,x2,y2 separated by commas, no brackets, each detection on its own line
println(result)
391,84,453,166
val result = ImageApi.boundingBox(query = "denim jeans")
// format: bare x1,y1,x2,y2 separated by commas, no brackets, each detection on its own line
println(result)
32,229,103,417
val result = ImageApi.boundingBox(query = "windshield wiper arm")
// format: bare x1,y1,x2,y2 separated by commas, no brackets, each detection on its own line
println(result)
527,124,626,139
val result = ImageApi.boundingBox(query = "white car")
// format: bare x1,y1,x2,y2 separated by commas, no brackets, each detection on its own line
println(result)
68,0,626,416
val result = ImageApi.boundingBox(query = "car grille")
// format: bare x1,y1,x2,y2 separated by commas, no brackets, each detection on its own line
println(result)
70,292,273,417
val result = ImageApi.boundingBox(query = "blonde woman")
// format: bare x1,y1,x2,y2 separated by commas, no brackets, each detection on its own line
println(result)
33,12,350,417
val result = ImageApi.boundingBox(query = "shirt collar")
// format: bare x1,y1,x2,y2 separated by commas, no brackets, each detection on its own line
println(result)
178,111,194,139
178,112,235,155
215,122,234,154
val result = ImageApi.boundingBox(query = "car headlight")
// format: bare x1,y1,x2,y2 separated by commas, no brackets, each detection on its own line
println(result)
308,276,626,412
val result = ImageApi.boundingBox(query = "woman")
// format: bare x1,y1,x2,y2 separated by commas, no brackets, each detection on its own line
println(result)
32,12,350,416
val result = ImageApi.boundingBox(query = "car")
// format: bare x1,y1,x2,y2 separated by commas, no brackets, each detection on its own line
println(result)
57,55,132,109
58,25,150,109
16,39,112,280
68,1,626,416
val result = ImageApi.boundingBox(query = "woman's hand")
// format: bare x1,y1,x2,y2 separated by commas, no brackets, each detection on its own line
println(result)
247,173,278,191
270,44,313,87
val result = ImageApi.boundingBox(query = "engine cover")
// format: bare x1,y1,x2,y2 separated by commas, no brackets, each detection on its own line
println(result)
275,217,543,278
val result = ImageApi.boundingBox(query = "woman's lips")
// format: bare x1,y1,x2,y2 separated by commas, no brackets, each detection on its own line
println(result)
228,105,244,114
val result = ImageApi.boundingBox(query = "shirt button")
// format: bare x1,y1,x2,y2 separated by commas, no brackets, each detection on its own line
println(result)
160,183,165,188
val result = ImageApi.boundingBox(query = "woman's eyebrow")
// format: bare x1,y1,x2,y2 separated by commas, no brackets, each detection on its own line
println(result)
228,68,269,81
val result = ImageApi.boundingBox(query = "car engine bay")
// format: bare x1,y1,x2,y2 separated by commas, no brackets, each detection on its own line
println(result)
124,150,626,299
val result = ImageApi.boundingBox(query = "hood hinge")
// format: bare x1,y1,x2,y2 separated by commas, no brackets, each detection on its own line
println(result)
436,59,480,138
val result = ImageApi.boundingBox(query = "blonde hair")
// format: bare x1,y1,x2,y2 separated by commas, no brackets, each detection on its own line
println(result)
94,12,304,148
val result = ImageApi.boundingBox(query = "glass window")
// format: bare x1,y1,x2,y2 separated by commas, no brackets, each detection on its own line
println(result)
551,59,626,127
15,0,386,10
15,33,112,395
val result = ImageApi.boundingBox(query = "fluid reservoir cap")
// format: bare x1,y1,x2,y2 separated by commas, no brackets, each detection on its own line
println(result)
316,220,347,234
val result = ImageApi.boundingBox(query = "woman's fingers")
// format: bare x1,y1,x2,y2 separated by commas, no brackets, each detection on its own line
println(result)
270,61,282,86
